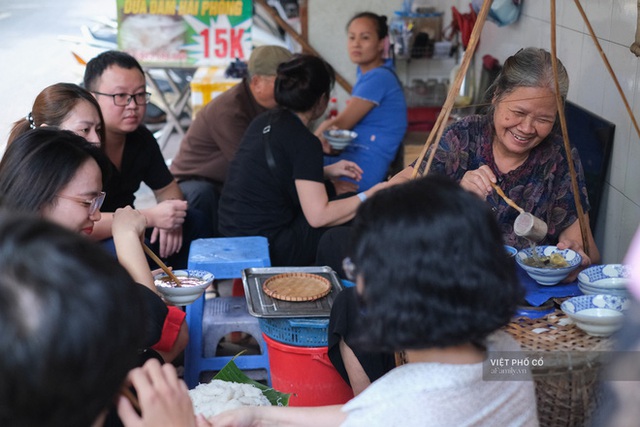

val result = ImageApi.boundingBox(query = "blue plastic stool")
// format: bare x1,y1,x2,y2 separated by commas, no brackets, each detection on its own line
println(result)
185,237,271,389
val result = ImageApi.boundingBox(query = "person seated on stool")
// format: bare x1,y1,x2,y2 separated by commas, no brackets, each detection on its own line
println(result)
170,45,293,237
218,54,389,266
315,11,407,192
83,50,208,269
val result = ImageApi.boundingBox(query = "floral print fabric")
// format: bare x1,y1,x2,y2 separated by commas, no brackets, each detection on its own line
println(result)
413,114,590,249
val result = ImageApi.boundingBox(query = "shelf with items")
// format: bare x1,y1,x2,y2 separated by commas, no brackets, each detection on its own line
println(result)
390,10,453,61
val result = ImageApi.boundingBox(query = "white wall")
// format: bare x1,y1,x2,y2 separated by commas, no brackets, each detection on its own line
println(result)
308,0,640,263
308,0,400,105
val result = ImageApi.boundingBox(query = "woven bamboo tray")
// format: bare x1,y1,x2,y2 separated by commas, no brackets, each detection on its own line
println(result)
504,308,613,427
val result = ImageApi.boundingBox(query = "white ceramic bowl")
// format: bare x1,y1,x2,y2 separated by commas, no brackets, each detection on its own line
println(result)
515,245,582,286
323,129,357,150
561,294,629,337
578,264,630,290
154,269,214,306
578,282,630,297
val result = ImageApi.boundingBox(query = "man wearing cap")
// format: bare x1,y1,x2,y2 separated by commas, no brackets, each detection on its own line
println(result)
170,45,293,237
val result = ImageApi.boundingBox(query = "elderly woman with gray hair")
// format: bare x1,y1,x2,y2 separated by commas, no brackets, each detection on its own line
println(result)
393,46,599,267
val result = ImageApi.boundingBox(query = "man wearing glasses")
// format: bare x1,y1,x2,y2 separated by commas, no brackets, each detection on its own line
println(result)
83,50,206,272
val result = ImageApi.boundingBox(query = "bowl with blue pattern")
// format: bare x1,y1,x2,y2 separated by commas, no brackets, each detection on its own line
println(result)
561,294,629,336
577,264,630,297
504,245,517,258
515,245,582,286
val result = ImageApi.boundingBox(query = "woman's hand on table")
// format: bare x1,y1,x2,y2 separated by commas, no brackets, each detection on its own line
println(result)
324,160,362,181
460,165,496,200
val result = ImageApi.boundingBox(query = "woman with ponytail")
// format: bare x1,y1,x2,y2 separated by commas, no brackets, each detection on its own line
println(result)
8,82,105,146
218,54,389,266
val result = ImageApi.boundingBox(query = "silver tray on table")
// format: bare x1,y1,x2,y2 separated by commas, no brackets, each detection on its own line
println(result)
242,266,344,318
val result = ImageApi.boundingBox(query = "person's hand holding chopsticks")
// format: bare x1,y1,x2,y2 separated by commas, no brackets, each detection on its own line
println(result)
460,165,498,200
113,207,158,293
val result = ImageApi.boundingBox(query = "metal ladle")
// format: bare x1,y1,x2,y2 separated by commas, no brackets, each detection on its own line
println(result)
490,182,548,243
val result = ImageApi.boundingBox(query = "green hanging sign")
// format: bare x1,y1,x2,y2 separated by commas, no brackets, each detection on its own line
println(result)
116,0,253,67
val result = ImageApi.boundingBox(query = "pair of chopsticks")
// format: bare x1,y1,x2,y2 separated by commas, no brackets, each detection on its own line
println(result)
489,182,524,214
142,243,183,287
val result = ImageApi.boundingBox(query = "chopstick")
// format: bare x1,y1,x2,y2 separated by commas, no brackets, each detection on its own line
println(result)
489,182,525,214
143,243,183,287
120,386,141,414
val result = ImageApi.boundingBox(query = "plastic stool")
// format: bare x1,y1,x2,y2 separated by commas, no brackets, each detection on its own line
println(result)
185,237,271,389
201,296,270,371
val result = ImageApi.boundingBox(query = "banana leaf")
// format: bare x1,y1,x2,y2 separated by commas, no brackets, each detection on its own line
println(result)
212,354,290,407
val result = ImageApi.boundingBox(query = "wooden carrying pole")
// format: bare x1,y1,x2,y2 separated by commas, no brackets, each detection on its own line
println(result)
573,0,640,140
410,0,493,179
550,0,590,256
254,0,353,94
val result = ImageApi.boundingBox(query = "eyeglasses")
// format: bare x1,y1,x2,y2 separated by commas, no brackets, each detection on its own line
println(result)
92,91,151,106
57,191,106,215
342,257,357,281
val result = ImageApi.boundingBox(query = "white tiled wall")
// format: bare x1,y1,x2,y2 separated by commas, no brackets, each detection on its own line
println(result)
309,0,640,263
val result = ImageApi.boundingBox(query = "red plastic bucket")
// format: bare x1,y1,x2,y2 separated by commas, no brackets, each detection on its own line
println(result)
263,333,354,406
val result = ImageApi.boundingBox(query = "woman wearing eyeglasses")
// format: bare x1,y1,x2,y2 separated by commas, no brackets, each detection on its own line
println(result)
0,128,187,366
83,50,208,269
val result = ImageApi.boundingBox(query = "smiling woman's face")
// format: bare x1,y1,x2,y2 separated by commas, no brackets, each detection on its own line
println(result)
40,158,103,235
492,86,557,157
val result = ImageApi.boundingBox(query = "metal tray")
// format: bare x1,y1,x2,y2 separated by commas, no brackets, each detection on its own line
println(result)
242,266,344,318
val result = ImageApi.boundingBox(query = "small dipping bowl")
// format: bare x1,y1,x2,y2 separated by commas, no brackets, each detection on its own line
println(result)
154,269,214,306
561,294,629,337
504,245,518,258
515,245,582,286
323,129,357,151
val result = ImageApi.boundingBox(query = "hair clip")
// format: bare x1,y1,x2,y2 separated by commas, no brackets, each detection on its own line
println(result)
26,112,36,129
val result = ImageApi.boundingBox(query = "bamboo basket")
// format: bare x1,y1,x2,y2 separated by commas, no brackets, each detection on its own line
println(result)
504,308,613,427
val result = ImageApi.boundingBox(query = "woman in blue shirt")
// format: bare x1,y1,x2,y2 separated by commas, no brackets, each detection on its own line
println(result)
319,12,408,192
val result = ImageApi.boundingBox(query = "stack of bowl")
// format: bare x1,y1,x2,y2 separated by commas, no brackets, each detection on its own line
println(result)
577,264,630,297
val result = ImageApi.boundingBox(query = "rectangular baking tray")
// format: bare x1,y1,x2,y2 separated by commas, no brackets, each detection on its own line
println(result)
242,266,344,318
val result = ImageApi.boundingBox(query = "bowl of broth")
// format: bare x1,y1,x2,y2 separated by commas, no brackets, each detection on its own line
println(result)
154,269,214,306
515,245,582,286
